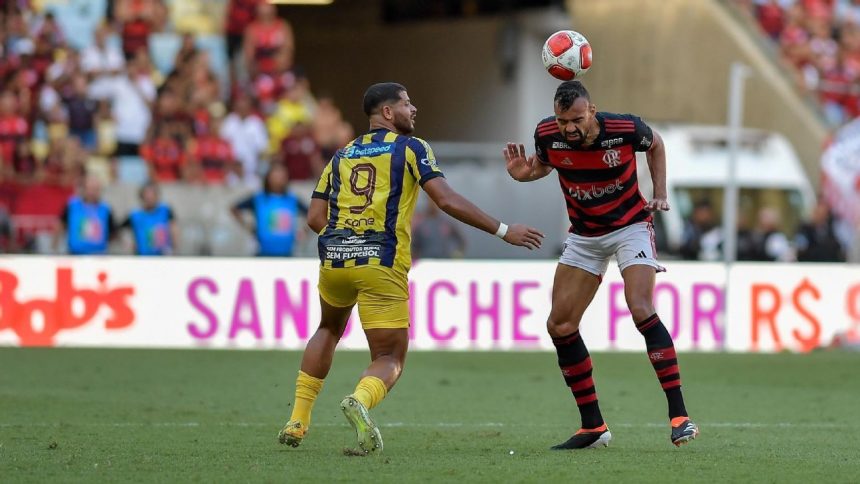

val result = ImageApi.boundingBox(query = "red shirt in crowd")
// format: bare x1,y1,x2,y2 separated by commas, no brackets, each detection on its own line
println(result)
248,22,288,75
280,128,319,181
141,137,185,182
122,18,151,58
226,0,260,36
756,2,784,39
190,135,235,184
0,115,29,169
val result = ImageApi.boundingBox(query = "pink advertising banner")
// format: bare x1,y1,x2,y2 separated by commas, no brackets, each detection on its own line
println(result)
0,257,855,352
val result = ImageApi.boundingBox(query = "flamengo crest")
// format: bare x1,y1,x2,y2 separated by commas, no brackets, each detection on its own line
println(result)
603,149,621,167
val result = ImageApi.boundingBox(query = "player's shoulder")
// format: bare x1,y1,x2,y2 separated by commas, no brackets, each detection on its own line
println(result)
599,112,641,122
534,115,560,139
405,135,434,154
599,112,648,132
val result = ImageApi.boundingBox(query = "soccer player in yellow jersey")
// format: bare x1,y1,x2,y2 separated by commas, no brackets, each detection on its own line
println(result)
278,82,544,454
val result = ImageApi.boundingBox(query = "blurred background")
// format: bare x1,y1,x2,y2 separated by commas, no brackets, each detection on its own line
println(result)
0,0,857,263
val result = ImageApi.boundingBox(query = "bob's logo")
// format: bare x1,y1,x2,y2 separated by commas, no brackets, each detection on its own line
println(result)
0,268,135,346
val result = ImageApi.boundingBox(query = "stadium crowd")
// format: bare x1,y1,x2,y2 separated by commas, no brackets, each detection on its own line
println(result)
739,0,860,126
0,0,353,254
0,0,854,260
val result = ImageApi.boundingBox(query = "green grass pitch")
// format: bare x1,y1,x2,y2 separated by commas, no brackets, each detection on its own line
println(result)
1,348,859,482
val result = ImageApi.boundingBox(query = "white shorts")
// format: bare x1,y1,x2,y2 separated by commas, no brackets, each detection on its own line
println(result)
559,222,665,277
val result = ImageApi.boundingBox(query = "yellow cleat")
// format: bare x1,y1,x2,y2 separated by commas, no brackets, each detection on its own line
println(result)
340,395,383,454
278,420,307,448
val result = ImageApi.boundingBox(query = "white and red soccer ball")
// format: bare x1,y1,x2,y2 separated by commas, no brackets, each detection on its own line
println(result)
541,30,592,81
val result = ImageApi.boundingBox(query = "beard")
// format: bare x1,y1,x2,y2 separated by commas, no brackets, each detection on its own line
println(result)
565,128,585,147
393,114,415,135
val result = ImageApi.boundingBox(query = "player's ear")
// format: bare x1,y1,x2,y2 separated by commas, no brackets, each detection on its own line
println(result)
381,104,393,120
589,103,596,115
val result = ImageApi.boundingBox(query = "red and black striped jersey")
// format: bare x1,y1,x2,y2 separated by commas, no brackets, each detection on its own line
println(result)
534,112,654,237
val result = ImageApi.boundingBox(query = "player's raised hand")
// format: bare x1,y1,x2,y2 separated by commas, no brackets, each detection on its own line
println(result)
644,197,670,212
503,224,545,250
503,143,537,180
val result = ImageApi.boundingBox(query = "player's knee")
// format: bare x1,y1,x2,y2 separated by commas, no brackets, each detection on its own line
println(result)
546,316,580,337
376,353,404,381
627,301,655,323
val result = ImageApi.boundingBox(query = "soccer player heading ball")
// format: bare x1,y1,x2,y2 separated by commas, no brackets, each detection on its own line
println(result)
504,80,699,449
278,82,544,454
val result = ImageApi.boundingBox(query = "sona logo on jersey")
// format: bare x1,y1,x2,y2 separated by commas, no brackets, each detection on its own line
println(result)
344,217,375,227
567,179,624,200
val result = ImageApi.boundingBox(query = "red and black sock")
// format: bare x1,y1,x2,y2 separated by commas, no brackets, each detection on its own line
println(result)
552,330,604,429
636,313,688,419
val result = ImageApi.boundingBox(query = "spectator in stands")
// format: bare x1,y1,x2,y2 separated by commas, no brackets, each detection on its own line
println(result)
221,92,268,188
679,199,722,261
117,0,155,60
742,0,860,126
173,32,199,71
0,205,11,253
231,163,307,257
141,124,187,183
750,206,796,261
224,0,261,83
12,140,36,182
45,48,80,89
243,1,293,77
120,181,177,255
754,0,787,40
42,137,86,187
278,120,323,181
795,198,846,261
186,52,221,109
111,51,156,157
81,23,126,101
33,11,65,48
151,88,192,143
187,117,238,184
312,95,354,161
266,74,312,154
56,175,116,255
412,199,466,259
4,9,30,57
63,74,98,150
0,90,29,176
31,33,56,82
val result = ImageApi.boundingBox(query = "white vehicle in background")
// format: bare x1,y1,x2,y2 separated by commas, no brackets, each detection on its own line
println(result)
637,125,817,256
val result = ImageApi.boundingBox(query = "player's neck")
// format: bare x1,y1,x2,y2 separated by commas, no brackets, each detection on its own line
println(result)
368,118,398,134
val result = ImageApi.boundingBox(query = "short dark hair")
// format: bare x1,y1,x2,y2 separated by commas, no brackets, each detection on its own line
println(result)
554,81,591,112
139,181,159,199
363,82,406,116
694,199,713,210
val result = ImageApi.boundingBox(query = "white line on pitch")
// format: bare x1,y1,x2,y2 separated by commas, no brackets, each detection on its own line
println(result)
0,422,852,429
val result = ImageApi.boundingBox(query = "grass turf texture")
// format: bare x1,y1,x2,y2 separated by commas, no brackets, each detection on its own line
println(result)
1,348,859,482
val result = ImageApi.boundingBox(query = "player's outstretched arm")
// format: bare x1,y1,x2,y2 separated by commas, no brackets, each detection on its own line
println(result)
504,143,553,182
422,177,544,250
643,131,670,212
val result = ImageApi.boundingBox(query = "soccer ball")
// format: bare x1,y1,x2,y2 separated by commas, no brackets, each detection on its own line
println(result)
541,30,592,81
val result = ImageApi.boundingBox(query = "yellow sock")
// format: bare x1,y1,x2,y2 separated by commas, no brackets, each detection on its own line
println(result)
289,371,324,427
352,376,388,410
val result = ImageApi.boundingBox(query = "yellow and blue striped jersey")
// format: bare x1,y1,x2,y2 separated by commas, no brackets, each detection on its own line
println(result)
312,128,444,273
